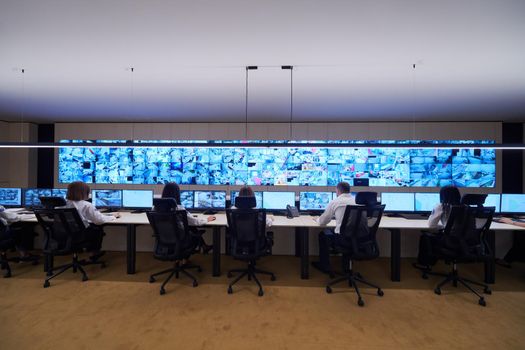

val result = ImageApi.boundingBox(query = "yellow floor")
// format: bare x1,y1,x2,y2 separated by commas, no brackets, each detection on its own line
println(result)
1,252,525,350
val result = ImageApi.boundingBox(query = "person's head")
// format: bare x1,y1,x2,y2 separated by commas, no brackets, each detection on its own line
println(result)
238,186,255,197
162,182,181,204
66,181,90,201
335,181,351,196
439,185,460,205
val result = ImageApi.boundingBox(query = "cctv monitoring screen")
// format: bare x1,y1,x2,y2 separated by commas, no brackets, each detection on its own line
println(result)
92,189,122,208
0,188,22,207
24,188,67,207
262,192,295,210
194,191,226,209
300,192,332,211
122,190,153,209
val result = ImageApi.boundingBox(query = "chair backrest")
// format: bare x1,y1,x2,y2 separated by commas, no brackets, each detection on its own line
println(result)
461,194,487,208
234,196,256,209
39,196,67,209
146,210,192,259
355,192,379,206
339,204,385,259
153,198,178,213
226,208,267,259
34,208,86,252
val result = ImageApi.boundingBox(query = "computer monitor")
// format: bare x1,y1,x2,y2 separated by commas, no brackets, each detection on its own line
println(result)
414,193,440,212
122,189,153,209
0,188,22,207
92,189,122,208
180,190,194,209
194,191,226,209
501,194,525,214
231,190,263,209
24,188,66,208
381,192,415,212
484,194,501,213
299,192,332,211
262,191,295,210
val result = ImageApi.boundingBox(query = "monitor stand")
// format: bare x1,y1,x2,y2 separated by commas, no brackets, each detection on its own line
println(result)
202,209,217,215
131,209,149,214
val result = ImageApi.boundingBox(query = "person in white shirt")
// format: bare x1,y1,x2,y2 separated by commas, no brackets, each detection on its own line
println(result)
311,182,356,274
65,181,120,260
415,185,460,269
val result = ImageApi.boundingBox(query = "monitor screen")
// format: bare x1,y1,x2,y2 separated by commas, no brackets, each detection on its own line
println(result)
24,188,66,207
180,190,194,209
484,194,501,213
414,193,440,212
92,189,122,208
122,190,153,209
501,194,525,214
262,191,295,210
194,191,226,209
381,192,415,212
299,192,332,211
231,190,263,209
0,188,22,207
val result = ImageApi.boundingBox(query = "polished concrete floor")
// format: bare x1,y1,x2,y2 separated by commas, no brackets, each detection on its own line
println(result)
1,252,525,349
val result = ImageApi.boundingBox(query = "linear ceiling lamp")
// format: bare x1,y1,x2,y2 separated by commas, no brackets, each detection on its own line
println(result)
245,65,258,139
281,65,293,139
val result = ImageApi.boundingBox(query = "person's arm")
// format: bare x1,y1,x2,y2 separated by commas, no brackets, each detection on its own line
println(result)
0,210,20,225
427,204,443,228
499,217,525,228
317,201,335,226
185,211,209,226
84,202,116,225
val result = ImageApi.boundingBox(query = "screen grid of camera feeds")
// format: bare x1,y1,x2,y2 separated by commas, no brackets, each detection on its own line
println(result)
58,140,496,188
24,189,67,207
92,190,122,208
300,192,332,211
194,191,226,209
0,188,22,207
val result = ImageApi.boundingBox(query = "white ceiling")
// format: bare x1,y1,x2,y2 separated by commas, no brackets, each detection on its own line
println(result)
0,0,524,123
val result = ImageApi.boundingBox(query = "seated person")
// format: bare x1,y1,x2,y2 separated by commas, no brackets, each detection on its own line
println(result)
414,185,461,270
0,205,38,260
64,181,120,260
161,182,215,253
232,186,273,227
311,181,356,274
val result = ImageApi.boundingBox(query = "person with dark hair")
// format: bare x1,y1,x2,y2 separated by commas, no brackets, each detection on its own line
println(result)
415,185,461,269
311,181,356,274
160,182,215,253
233,186,273,227
65,181,120,260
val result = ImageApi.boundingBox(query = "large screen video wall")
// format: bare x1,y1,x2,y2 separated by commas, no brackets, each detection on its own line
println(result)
58,140,496,187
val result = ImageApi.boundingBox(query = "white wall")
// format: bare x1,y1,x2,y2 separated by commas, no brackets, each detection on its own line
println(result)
0,121,38,187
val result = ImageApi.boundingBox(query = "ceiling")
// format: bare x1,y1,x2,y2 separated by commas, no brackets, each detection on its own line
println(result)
0,0,524,123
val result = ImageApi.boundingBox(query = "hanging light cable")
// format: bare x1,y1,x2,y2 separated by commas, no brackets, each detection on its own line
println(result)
245,66,258,139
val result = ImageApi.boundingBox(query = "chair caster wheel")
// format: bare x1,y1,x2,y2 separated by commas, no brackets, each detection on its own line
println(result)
100,263,106,269
43,281,50,288
326,286,332,294
270,275,276,281
483,287,492,295
422,274,428,280
479,298,486,307
258,289,264,297
377,289,384,297
197,267,202,273
160,288,166,295
434,288,441,295
227,272,233,278
227,286,233,294
149,277,155,283
192,280,198,287
358,298,365,307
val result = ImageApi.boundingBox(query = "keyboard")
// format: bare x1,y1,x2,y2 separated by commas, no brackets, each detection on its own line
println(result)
400,213,428,220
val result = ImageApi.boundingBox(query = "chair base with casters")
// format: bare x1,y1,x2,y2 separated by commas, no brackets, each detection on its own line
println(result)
43,253,106,288
149,261,201,295
423,262,491,307
325,260,384,307
227,260,276,297
0,251,39,278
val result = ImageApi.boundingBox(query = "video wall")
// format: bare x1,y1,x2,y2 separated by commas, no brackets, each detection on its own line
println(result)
58,140,496,187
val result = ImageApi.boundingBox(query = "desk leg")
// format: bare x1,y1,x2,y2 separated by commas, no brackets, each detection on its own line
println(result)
484,229,495,284
212,227,221,277
295,230,300,257
126,224,136,275
390,229,401,282
298,227,309,279
224,227,231,256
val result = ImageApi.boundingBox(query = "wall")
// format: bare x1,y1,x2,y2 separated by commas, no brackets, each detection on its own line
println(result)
0,121,38,187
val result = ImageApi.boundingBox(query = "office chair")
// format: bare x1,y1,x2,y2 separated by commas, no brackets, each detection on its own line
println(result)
226,208,275,297
153,198,178,213
423,205,495,306
0,221,39,278
461,194,487,207
39,196,67,209
234,196,257,209
325,204,386,307
146,210,201,295
34,208,106,288
355,191,379,206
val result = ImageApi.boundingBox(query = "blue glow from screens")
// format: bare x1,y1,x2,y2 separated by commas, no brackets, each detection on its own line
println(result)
58,140,496,188
24,189,67,207
484,194,501,213
381,193,415,212
92,189,122,208
501,194,525,214
262,192,295,210
0,188,22,207
180,191,194,209
231,191,263,209
194,191,226,209
122,190,153,209
414,193,440,212
300,192,332,211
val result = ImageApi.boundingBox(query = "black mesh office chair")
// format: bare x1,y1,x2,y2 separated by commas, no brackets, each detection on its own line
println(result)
226,208,275,297
461,194,487,207
34,208,106,288
355,191,379,206
146,210,201,295
39,196,67,209
325,204,386,307
427,205,495,306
